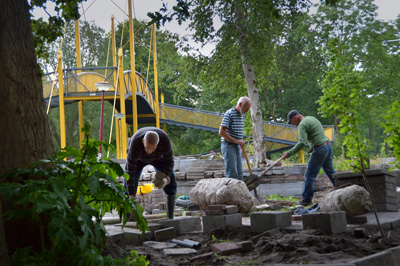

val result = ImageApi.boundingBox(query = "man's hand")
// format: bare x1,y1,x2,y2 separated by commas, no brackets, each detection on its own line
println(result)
282,152,290,159
237,139,245,147
165,175,171,185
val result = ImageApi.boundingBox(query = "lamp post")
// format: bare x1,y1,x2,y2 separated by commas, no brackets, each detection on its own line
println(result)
382,39,400,46
114,113,125,159
95,82,112,159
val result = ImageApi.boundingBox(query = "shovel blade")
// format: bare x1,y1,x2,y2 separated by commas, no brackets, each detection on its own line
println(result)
242,174,258,185
247,180,260,191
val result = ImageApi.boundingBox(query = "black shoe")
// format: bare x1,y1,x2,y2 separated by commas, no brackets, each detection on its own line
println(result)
299,199,312,206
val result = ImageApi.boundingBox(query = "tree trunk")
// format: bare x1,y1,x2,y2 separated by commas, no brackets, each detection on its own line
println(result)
0,0,55,262
235,3,267,167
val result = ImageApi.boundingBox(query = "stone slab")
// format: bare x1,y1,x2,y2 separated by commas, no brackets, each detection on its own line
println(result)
154,227,176,241
163,248,197,256
302,211,347,234
250,211,292,233
143,241,178,250
210,242,241,255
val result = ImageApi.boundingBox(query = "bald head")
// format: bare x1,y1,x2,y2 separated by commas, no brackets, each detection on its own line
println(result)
236,97,251,115
142,131,159,154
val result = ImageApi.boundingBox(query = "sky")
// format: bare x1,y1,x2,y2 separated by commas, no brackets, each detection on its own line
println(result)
35,0,400,30
32,0,400,55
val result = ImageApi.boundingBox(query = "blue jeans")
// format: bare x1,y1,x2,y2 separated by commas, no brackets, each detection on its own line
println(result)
221,141,243,180
302,144,336,201
124,159,177,197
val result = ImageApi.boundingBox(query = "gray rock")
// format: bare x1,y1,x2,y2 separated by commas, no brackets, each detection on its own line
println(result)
320,185,372,217
189,178,253,213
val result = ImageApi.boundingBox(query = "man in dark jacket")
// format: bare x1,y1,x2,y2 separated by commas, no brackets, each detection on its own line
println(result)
125,127,177,218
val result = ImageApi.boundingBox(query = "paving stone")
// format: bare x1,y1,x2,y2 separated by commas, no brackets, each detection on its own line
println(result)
123,228,152,245
208,204,227,210
143,241,178,250
225,213,243,228
175,216,202,234
237,241,253,252
347,216,368,224
225,205,239,214
302,211,347,234
163,248,197,256
351,248,398,266
210,242,241,255
202,215,226,233
105,228,125,247
205,210,225,216
250,211,292,233
154,227,176,241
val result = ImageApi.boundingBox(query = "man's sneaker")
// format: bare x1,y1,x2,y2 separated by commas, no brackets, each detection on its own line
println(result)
299,199,312,206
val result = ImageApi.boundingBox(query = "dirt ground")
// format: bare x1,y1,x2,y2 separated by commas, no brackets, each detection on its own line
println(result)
104,187,400,265
122,224,400,266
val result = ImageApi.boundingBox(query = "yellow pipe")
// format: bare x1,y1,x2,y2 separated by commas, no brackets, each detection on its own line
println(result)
111,15,117,84
78,101,84,148
161,92,166,131
115,112,121,159
118,48,128,158
128,0,138,133
152,23,160,128
57,50,66,149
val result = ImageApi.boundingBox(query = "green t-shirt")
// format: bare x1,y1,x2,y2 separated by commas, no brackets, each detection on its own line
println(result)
286,116,329,156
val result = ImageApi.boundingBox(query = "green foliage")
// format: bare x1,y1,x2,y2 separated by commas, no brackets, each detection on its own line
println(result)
383,101,400,169
318,38,370,171
0,122,148,265
265,194,297,202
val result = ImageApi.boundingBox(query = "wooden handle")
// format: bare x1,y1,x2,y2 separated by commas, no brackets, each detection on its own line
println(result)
242,148,252,175
257,156,285,178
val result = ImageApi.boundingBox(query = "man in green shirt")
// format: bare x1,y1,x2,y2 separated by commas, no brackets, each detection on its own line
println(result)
282,110,335,206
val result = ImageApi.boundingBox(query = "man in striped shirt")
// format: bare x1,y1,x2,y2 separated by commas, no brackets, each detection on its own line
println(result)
125,127,177,218
219,97,251,180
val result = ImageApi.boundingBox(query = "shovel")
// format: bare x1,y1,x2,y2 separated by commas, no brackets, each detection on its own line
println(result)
242,148,262,203
242,155,285,191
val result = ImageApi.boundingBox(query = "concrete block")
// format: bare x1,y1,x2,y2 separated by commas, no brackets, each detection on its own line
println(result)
226,205,239,214
210,242,241,255
352,249,398,266
250,211,292,233
374,203,399,212
143,241,177,250
237,241,253,252
347,216,368,224
176,216,202,234
225,213,242,227
156,219,180,234
105,228,125,247
123,228,152,246
388,246,400,263
302,211,347,234
202,215,226,233
154,227,176,241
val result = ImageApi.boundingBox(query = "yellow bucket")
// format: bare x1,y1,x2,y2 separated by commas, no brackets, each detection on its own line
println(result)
137,183,154,195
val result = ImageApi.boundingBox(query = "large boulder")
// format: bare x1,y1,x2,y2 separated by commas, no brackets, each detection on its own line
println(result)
320,185,372,217
189,178,253,213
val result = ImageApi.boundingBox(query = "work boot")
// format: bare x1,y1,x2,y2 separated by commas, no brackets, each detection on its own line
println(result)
166,194,176,219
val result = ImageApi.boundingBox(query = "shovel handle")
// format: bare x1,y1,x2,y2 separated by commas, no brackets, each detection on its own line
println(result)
242,148,252,175
257,156,285,178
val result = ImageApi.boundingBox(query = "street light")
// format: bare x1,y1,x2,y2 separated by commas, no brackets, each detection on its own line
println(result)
114,113,125,159
95,82,112,159
382,39,400,46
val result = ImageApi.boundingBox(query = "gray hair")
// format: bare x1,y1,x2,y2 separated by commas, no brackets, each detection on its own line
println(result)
144,131,159,145
237,97,250,105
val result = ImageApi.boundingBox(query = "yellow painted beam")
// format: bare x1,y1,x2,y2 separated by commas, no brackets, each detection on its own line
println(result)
152,23,160,128
74,20,82,73
57,50,66,149
118,48,128,158
128,0,138,133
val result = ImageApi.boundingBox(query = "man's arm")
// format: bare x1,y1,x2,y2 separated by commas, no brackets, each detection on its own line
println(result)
125,139,140,195
283,124,308,158
219,126,245,147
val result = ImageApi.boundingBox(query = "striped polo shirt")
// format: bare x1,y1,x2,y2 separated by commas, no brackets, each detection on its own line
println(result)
220,107,245,141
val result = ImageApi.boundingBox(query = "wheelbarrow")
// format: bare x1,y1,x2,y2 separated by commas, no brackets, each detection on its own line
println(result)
242,154,285,191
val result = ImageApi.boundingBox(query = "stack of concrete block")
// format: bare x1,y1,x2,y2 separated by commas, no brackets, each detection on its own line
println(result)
185,160,225,180
334,169,399,212
175,172,186,180
250,211,292,233
302,211,347,234
202,204,242,232
135,188,166,211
